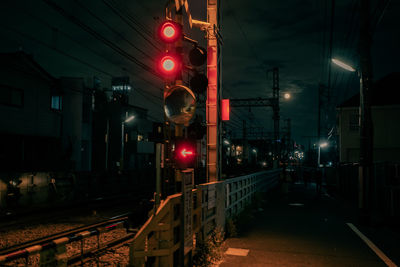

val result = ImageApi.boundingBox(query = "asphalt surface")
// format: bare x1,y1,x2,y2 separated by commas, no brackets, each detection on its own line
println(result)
219,182,399,267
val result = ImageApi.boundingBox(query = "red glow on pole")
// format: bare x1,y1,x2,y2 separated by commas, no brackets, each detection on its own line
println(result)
221,99,230,121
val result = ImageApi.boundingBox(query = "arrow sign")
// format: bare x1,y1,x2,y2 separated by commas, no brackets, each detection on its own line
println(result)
180,149,194,158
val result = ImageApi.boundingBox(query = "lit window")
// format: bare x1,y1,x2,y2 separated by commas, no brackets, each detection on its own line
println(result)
51,95,62,111
137,134,144,141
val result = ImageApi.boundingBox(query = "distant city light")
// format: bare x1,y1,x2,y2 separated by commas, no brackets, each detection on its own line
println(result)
252,149,257,153
112,85,131,91
284,93,291,99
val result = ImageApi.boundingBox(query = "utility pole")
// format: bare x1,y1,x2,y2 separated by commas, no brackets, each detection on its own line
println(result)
317,84,323,143
358,0,374,224
242,120,248,164
206,0,219,182
272,67,280,168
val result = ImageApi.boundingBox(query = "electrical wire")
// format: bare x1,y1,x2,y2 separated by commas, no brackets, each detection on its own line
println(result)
73,0,154,60
102,0,162,52
42,0,159,78
224,0,265,72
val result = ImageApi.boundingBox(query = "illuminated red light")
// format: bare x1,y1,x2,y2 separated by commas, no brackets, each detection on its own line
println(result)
221,99,230,121
158,20,181,43
180,149,194,158
158,54,181,77
175,139,196,169
163,25,175,38
162,57,175,71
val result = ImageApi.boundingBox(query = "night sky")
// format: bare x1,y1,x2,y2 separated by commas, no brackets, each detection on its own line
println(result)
1,0,399,146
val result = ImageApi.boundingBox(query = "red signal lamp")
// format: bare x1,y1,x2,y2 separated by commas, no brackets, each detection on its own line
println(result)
158,20,182,43
157,53,182,77
175,138,196,169
180,148,193,158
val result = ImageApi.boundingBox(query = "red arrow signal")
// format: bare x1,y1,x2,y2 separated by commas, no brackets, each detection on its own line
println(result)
180,149,194,158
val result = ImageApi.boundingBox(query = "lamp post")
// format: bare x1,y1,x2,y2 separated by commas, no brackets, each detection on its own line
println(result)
318,142,328,167
332,54,373,223
252,148,257,165
121,114,135,170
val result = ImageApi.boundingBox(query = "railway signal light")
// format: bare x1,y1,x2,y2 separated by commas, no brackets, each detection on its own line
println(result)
157,20,182,43
175,138,196,169
189,46,207,66
157,53,182,77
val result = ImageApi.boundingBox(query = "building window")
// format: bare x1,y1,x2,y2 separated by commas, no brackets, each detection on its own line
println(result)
349,112,359,132
51,95,62,111
0,84,23,107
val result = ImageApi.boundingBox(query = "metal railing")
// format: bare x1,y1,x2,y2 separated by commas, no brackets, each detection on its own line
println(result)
225,169,280,218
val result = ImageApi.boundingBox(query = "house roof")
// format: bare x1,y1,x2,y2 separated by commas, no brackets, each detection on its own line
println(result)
337,72,400,108
0,51,55,82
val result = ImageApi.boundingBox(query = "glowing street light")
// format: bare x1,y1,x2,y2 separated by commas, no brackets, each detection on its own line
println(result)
125,115,135,123
284,93,291,100
318,142,328,167
121,114,135,170
331,58,356,72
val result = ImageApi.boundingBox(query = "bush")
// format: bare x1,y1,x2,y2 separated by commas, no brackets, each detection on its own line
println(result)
193,227,224,267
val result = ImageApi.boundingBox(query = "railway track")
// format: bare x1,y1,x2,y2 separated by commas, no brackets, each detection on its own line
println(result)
0,215,138,266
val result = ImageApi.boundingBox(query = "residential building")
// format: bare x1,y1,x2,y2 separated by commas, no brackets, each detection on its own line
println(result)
337,72,400,163
0,51,92,172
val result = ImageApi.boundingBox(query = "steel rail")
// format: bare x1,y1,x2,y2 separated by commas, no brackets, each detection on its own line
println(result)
0,216,128,256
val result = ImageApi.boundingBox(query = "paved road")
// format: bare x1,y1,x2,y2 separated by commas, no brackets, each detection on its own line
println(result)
218,182,399,267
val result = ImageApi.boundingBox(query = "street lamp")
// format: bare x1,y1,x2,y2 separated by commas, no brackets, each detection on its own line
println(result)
121,114,135,170
332,54,373,222
318,142,328,167
252,148,257,164
331,58,356,72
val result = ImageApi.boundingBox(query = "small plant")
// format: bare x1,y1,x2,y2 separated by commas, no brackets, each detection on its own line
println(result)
225,218,237,238
193,227,225,267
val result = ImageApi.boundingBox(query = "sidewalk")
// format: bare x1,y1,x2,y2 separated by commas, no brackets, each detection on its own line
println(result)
218,182,399,267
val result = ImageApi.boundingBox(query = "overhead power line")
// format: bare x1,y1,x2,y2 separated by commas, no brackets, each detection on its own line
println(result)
42,0,159,78
102,0,162,52
10,3,166,95
73,0,154,60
